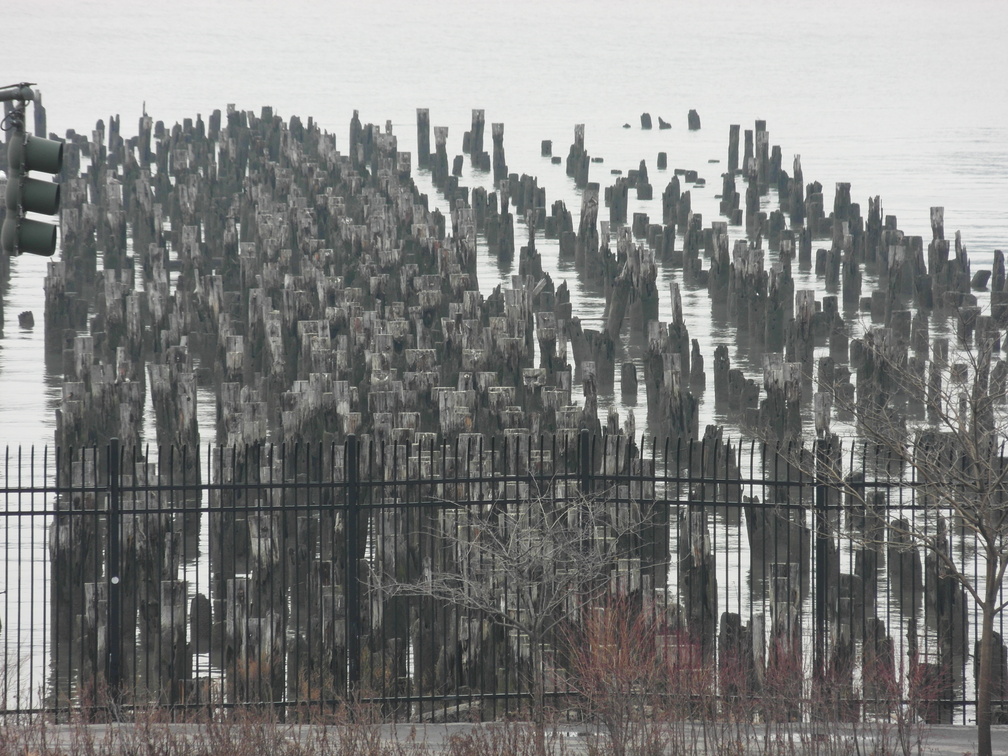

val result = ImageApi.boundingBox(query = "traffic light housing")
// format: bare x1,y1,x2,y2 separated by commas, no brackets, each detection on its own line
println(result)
2,109,64,256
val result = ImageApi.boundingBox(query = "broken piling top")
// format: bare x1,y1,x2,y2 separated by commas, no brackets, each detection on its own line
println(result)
470,108,485,155
491,122,507,183
578,182,600,226
670,281,684,326
573,123,585,151
416,108,430,167
728,124,740,173
929,205,945,242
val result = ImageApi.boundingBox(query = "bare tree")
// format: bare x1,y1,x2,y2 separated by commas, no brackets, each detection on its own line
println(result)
382,477,654,752
804,320,1008,756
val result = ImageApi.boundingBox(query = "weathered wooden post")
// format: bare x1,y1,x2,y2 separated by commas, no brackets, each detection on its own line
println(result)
82,581,108,707
576,182,600,268
609,177,628,226
345,434,361,697
727,124,740,173
491,122,507,184
566,124,589,188
754,120,769,194
814,436,832,684
467,108,486,164
719,611,755,714
159,580,189,705
862,618,895,714
677,506,717,665
768,562,802,721
432,126,450,189
887,517,922,617
106,437,122,700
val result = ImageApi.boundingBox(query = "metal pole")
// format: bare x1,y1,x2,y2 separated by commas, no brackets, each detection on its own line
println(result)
2,102,25,257
0,82,34,103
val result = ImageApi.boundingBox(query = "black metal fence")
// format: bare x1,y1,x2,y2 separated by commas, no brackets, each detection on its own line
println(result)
0,432,1004,723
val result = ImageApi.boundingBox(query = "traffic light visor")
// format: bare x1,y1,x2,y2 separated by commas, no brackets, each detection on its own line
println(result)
21,176,60,215
24,134,63,174
8,133,63,174
5,216,57,256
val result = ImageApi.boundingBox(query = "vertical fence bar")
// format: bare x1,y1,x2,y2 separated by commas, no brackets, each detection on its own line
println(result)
810,431,834,693
106,437,122,700
579,429,591,493
345,434,361,696
814,438,829,684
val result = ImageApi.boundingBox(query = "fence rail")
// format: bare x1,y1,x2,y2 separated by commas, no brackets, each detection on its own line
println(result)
0,432,1004,724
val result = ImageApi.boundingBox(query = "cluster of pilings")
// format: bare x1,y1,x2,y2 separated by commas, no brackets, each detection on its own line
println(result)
41,106,636,711
38,105,1008,719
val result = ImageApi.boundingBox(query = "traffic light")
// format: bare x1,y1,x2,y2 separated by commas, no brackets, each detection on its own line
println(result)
2,95,63,256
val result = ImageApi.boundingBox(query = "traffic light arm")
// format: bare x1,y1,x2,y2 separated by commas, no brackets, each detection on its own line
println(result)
0,83,35,103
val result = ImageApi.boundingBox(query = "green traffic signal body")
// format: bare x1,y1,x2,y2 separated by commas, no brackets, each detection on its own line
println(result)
21,176,60,215
21,133,63,175
8,217,58,256
3,124,64,256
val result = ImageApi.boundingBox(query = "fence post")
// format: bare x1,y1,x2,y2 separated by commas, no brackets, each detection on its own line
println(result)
106,437,122,701
345,434,361,697
813,437,830,683
579,429,592,493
